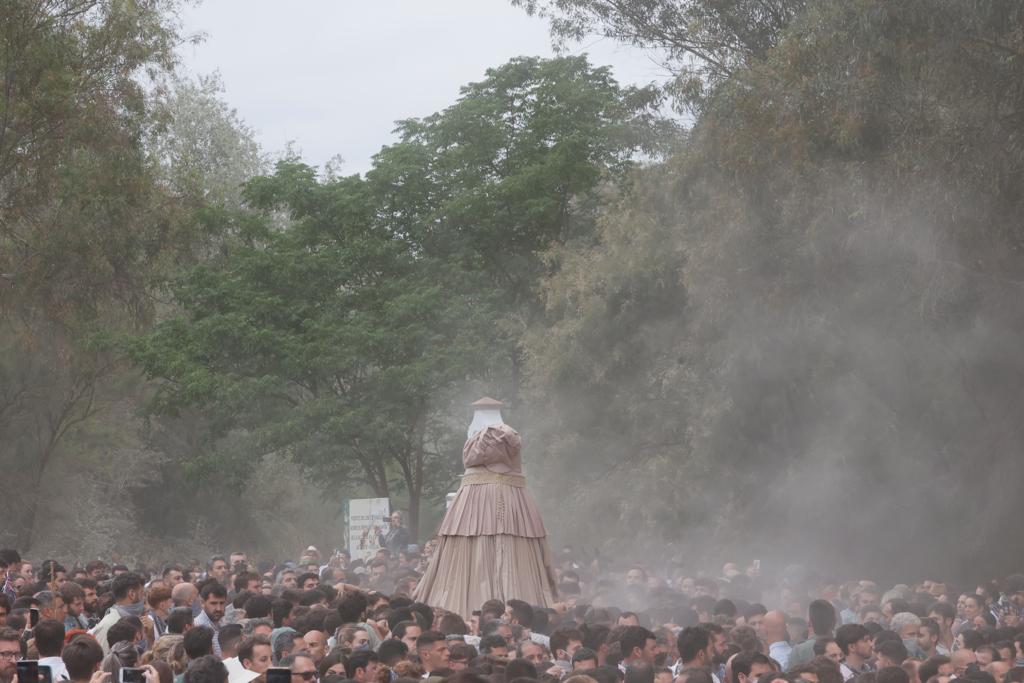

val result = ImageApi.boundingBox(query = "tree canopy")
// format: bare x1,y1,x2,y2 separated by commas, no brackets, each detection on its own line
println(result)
130,55,671,539
523,0,1024,578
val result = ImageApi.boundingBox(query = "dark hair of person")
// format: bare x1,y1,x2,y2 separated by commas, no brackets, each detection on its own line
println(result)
856,604,881,621
231,591,254,610
184,626,216,659
295,572,318,587
111,573,144,600
621,627,656,659
279,653,315,669
1007,668,1024,683
917,618,940,640
316,648,346,678
184,655,228,683
150,660,174,683
928,603,955,621
479,599,505,618
233,572,260,594
33,619,65,657
60,582,85,603
200,583,227,601
533,608,553,635
551,627,584,657
439,612,469,635
410,602,435,630
809,656,844,683
344,651,380,679
378,639,409,666
583,624,610,653
506,658,539,680
480,634,509,654
416,630,446,651
590,666,626,683
166,607,194,635
713,600,737,618
238,635,271,665
732,652,772,683
449,641,478,664
6,611,26,632
508,600,535,625
995,629,1018,644
572,647,598,665
272,599,293,628
107,619,138,648
876,667,909,683
809,600,837,636
63,635,104,681
446,673,492,683
337,591,369,624
886,598,911,614
960,629,986,651
0,622,20,645
392,620,418,640
745,603,767,618
677,626,711,664
813,638,836,657
219,624,244,654
918,657,950,683
243,595,272,619
297,589,324,607
835,624,869,656
876,639,907,663
144,585,170,609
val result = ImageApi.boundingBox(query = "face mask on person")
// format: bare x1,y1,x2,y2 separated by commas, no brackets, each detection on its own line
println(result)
119,596,147,618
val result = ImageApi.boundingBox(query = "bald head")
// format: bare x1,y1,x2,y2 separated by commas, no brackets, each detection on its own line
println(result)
172,582,197,606
762,611,787,644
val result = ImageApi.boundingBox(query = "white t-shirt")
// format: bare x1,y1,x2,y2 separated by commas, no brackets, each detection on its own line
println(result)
40,656,69,681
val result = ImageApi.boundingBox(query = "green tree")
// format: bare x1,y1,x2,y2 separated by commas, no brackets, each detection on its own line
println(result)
524,0,1024,577
131,56,675,538
0,0,184,547
368,55,675,400
131,162,490,538
513,0,806,111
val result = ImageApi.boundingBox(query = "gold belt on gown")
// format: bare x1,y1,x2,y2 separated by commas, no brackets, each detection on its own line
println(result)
460,471,526,487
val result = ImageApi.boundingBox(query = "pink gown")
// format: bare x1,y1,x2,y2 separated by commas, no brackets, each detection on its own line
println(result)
412,423,557,617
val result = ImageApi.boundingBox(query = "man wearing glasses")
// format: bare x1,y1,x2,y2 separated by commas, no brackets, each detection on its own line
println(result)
0,627,21,683
279,654,317,683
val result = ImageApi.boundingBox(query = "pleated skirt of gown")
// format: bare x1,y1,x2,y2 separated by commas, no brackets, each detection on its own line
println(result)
412,479,558,618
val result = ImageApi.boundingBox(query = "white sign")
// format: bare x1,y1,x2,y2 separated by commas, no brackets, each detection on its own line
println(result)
344,498,391,562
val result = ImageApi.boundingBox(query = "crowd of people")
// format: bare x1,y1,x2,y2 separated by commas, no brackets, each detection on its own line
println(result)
0,540,1022,683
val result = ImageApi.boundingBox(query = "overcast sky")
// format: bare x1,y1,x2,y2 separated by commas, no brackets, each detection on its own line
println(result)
177,1,670,175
